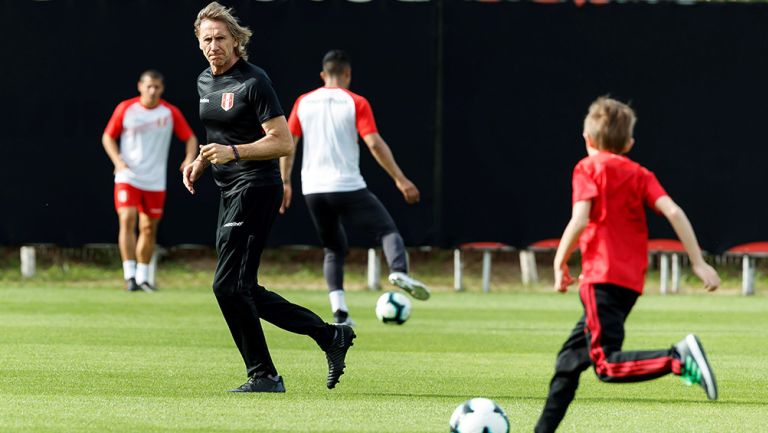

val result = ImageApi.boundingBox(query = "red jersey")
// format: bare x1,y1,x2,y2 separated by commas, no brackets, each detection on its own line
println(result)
572,152,668,293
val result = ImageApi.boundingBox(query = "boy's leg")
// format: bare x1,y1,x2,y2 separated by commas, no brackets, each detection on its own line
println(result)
304,193,351,324
535,316,592,433
582,284,681,383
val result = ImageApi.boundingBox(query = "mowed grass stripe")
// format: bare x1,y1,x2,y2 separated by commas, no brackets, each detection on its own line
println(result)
0,286,765,432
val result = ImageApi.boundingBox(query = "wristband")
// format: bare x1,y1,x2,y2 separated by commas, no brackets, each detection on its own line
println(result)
230,144,240,163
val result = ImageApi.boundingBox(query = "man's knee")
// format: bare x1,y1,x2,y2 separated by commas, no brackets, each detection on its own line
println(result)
118,209,137,228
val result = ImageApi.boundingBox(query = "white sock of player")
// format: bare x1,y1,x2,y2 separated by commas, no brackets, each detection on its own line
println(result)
123,260,136,281
136,263,149,285
329,289,348,313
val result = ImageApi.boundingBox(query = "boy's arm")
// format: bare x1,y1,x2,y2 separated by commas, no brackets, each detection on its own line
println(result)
553,200,591,293
654,195,720,291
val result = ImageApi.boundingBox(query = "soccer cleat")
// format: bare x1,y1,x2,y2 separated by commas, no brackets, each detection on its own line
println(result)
125,278,140,292
324,324,356,389
388,272,431,301
675,334,718,400
229,375,286,393
138,282,157,293
333,310,356,327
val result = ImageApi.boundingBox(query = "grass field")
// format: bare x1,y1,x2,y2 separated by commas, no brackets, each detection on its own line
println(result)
1,277,766,432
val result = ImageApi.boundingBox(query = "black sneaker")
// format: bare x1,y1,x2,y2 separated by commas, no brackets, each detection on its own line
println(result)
324,324,356,389
229,375,285,393
138,282,157,293
333,310,356,327
675,334,718,400
125,278,140,292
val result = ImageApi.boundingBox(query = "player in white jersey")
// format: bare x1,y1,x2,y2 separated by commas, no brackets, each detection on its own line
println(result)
102,70,198,292
284,50,430,326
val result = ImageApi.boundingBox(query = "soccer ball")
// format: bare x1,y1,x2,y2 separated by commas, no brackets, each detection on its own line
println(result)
449,398,510,433
375,291,411,325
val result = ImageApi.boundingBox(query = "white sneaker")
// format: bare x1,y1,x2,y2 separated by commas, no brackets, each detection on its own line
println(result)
388,272,430,300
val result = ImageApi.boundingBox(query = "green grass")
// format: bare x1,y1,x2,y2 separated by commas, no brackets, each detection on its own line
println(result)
0,281,766,433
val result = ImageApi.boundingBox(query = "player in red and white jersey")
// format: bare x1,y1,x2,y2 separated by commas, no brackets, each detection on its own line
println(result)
102,70,198,292
284,50,430,326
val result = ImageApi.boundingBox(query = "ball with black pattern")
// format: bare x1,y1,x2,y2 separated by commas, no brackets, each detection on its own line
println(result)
449,398,510,433
375,291,412,325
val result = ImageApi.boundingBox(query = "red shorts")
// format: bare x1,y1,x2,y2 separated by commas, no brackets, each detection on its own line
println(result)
114,183,166,219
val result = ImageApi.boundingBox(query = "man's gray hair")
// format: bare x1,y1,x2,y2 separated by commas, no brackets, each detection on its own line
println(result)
194,2,253,60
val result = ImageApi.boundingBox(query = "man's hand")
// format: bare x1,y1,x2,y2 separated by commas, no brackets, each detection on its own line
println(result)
692,261,720,292
554,263,574,293
396,178,420,204
280,183,292,214
200,143,235,165
114,159,128,174
179,155,196,172
183,160,207,195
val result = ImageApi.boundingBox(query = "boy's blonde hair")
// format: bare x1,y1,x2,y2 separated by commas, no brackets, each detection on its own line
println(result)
583,96,636,153
194,2,253,60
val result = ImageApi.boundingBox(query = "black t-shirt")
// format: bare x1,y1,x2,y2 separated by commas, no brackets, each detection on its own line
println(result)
197,59,285,193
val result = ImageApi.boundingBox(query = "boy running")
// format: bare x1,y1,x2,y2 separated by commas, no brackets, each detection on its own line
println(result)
534,97,721,433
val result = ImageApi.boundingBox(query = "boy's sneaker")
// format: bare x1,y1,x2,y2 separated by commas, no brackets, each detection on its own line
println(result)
324,324,356,389
675,334,718,400
138,282,157,293
125,278,140,292
388,271,430,300
333,310,355,327
229,375,285,393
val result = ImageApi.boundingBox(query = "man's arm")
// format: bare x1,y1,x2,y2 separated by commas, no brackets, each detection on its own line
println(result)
180,135,199,171
199,116,294,164
553,200,591,293
102,133,127,173
361,132,420,204
654,195,720,291
278,135,299,214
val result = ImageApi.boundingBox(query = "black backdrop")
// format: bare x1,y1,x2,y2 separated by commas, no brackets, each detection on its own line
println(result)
2,0,766,253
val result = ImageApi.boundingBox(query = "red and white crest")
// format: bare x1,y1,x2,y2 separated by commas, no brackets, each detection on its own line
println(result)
221,93,234,111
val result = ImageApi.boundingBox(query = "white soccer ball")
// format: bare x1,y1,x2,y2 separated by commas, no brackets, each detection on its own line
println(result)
449,398,510,433
375,291,411,325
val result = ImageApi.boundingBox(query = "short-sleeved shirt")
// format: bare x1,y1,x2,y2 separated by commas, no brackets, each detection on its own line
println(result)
197,59,285,194
104,97,194,191
572,152,668,293
287,87,378,194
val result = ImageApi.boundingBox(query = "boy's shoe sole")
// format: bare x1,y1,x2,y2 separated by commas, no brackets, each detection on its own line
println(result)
388,272,431,301
677,334,718,400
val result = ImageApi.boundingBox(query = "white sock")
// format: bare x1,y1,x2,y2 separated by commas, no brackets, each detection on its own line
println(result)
123,260,136,280
329,289,348,313
136,263,149,285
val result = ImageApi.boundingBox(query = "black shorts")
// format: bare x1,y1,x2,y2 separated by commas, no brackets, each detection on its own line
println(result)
304,188,398,252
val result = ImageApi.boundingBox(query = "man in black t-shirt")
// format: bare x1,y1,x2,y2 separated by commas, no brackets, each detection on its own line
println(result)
182,1,355,393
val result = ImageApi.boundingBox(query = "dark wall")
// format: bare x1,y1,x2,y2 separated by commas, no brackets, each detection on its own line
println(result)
1,0,766,253
441,2,768,253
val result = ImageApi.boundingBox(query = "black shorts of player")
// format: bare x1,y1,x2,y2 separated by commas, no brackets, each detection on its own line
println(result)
304,188,399,253
212,184,334,378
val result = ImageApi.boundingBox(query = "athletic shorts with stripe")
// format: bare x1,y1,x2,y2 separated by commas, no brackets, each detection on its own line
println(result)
114,183,165,219
534,283,682,433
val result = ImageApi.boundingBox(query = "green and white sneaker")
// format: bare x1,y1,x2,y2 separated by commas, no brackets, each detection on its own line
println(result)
675,334,718,400
388,272,430,301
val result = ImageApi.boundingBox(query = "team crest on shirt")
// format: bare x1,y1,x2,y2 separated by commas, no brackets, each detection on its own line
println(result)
221,93,235,111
